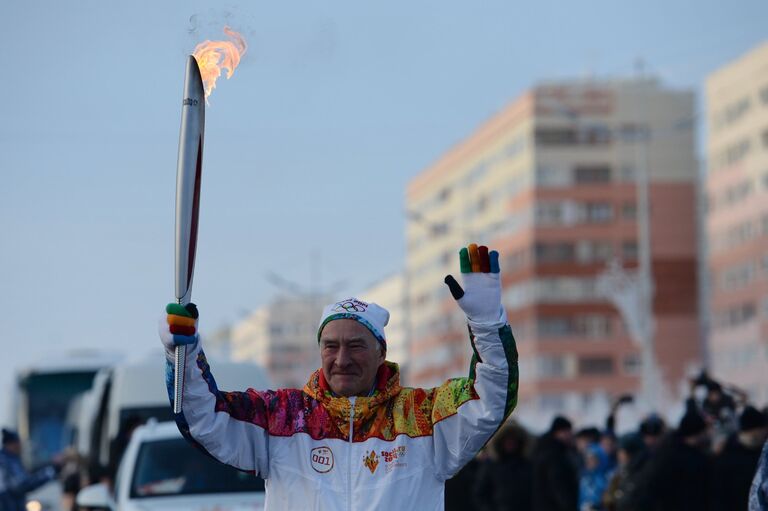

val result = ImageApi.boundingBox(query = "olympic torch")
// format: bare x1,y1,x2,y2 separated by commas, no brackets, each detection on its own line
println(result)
173,55,205,414
171,28,247,414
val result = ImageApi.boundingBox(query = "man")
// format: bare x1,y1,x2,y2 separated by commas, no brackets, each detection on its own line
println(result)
713,406,768,510
159,244,519,510
532,416,579,511
473,423,533,511
0,429,59,511
634,410,712,511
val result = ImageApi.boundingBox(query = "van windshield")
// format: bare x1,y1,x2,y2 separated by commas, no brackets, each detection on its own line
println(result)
130,438,265,498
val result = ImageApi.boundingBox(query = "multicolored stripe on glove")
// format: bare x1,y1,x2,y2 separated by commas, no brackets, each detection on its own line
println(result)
166,302,199,345
446,243,500,300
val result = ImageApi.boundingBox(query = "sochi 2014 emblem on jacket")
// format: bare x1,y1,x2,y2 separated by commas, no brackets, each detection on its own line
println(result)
363,450,379,474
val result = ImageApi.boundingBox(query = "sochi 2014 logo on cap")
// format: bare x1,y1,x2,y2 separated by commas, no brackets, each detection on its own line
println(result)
310,446,334,473
331,298,368,313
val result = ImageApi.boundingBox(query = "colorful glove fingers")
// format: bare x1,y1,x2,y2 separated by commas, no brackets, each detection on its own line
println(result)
444,243,503,324
166,302,199,346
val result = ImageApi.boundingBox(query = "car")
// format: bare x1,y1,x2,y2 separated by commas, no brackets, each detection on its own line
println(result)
76,420,265,510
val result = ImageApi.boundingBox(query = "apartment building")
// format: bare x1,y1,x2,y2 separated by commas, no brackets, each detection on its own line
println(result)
706,42,768,404
406,78,700,416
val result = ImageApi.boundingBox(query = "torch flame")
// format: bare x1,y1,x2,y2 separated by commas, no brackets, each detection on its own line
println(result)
192,26,247,103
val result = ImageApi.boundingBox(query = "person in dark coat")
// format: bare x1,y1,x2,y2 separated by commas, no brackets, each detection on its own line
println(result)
633,410,712,511
446,452,485,511
532,416,579,511
473,423,533,511
603,432,648,511
638,414,666,451
0,429,60,511
712,406,768,510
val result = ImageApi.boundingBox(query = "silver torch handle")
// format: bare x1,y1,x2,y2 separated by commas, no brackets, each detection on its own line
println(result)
173,56,205,415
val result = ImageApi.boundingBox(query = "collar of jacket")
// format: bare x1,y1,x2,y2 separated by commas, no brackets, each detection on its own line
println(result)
303,361,402,439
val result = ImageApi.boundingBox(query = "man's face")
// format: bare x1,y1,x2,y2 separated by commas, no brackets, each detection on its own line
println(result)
320,319,385,397
554,428,573,445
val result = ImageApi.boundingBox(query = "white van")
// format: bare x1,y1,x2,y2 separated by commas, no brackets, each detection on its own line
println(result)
77,351,270,470
77,421,266,511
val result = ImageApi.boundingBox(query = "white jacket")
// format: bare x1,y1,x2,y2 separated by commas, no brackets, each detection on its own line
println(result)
163,317,518,511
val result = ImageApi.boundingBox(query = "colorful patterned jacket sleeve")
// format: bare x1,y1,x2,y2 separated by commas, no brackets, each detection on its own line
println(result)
430,316,519,481
165,340,271,478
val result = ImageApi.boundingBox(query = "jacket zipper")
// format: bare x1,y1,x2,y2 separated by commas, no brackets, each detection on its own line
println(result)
348,396,356,511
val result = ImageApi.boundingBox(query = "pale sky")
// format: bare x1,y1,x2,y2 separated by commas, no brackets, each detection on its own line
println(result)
1,0,767,423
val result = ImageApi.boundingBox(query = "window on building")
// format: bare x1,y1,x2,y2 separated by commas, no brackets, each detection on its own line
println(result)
714,138,751,168
574,315,612,337
476,194,489,214
576,240,613,263
429,222,450,238
535,242,576,263
536,165,569,187
535,127,578,146
617,124,649,142
579,124,612,144
714,96,751,130
537,277,598,302
622,202,637,220
586,202,613,222
720,261,756,291
622,241,638,260
505,137,526,158
505,248,531,272
762,128,768,148
578,356,614,376
537,355,567,378
761,85,768,105
537,315,611,338
715,302,756,329
574,165,611,184
623,354,641,375
619,164,636,182
536,202,564,224
538,317,572,337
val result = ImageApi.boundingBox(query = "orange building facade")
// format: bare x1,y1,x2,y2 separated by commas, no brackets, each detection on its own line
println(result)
405,79,701,418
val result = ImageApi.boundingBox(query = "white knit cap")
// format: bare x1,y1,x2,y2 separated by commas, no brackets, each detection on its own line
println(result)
317,297,389,350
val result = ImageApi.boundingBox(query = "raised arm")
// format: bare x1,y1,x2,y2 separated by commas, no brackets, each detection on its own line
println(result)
431,244,519,480
160,303,270,477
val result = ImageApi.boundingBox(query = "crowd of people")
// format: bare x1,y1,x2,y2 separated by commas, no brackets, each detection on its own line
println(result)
446,372,768,511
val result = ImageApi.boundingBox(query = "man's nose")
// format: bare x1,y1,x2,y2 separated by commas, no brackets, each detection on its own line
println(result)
335,345,352,366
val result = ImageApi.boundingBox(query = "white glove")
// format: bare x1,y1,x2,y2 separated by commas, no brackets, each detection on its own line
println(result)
444,244,504,324
159,302,199,357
